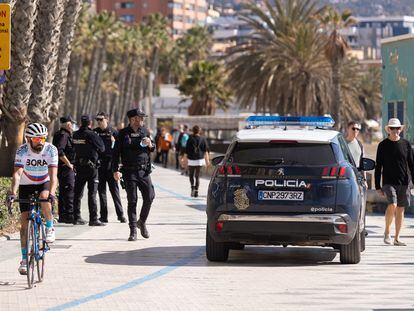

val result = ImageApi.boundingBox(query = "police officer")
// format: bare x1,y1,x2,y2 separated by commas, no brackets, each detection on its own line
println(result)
94,112,126,223
112,109,155,241
52,116,76,224
73,115,106,226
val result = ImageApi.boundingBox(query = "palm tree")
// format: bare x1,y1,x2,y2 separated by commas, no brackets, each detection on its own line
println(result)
178,61,232,115
319,7,357,127
339,57,366,122
227,0,330,115
49,0,83,127
177,26,213,66
28,0,65,123
1,0,39,176
359,66,382,120
83,12,122,115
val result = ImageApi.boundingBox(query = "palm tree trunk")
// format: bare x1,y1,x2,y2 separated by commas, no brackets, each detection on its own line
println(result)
28,0,65,122
88,42,106,114
49,0,82,123
83,46,100,114
332,60,342,129
1,0,39,176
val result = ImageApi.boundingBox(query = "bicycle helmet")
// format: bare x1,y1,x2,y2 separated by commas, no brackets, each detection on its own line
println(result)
25,123,48,138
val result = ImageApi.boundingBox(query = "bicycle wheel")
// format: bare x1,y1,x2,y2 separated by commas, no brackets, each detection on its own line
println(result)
36,223,46,282
26,220,36,289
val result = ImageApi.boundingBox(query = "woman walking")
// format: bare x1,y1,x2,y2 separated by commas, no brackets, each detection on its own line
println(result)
185,125,210,197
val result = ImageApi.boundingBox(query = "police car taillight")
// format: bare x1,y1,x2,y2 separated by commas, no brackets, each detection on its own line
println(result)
216,222,224,232
218,165,241,175
322,166,347,178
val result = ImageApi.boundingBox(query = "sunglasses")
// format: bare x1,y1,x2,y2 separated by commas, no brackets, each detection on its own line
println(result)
95,118,105,122
31,137,46,143
390,127,401,131
352,128,360,131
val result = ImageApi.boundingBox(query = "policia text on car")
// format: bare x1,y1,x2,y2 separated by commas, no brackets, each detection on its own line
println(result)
112,109,155,241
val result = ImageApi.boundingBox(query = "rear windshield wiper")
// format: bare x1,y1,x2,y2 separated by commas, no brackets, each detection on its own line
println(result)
248,158,284,165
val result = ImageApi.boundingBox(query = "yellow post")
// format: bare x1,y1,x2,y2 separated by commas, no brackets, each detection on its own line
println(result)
0,3,11,70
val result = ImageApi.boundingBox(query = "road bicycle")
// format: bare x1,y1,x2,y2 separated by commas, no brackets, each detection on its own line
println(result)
8,194,51,289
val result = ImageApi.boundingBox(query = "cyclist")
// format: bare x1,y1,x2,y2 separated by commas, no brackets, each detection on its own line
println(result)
7,123,58,275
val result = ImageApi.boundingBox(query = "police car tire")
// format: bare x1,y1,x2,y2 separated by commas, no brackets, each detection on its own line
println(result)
206,225,229,262
229,243,245,250
339,224,361,264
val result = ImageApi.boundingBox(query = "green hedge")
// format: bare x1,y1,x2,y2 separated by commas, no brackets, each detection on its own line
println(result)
0,177,19,233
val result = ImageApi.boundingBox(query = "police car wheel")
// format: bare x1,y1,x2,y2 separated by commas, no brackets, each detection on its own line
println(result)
339,222,361,264
206,225,229,262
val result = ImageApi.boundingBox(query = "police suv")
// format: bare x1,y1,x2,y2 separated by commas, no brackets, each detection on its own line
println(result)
206,116,375,264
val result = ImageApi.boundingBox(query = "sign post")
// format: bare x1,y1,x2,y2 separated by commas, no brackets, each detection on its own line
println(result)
0,3,11,70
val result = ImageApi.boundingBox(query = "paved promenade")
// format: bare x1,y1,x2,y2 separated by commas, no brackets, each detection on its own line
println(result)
1,166,414,310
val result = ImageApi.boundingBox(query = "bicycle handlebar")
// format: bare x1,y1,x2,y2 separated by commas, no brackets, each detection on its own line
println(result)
12,198,51,204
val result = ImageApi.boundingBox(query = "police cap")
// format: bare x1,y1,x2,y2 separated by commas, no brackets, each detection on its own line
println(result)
60,115,76,124
127,109,147,118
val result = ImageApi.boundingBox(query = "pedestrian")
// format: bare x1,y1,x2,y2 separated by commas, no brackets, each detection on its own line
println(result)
375,118,414,246
153,127,162,163
157,127,173,168
172,125,183,170
185,125,210,197
73,115,106,226
112,109,155,241
94,112,127,223
345,121,367,186
52,115,76,224
178,125,189,175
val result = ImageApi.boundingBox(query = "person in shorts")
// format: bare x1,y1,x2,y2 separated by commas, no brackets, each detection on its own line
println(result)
7,123,58,275
375,118,414,246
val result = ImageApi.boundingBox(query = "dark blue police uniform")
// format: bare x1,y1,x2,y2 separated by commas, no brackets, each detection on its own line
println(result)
94,124,125,223
112,109,155,240
73,116,105,226
52,116,76,223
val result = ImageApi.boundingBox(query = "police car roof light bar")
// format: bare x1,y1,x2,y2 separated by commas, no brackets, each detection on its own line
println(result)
246,116,335,128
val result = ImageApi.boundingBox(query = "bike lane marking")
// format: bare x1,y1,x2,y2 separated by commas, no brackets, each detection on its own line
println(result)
45,183,205,311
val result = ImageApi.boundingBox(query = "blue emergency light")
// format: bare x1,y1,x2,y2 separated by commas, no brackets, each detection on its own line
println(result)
246,115,335,128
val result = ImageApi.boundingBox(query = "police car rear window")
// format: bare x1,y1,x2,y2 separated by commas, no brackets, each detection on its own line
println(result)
230,143,336,166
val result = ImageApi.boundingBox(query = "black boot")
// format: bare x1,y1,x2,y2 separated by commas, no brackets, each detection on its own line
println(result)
137,219,149,239
118,216,127,223
194,189,198,198
191,186,195,197
128,227,137,241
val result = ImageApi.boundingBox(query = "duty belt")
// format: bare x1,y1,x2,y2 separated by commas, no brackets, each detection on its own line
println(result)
122,164,147,171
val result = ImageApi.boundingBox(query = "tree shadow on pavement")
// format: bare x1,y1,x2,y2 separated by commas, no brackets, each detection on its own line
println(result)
84,245,339,267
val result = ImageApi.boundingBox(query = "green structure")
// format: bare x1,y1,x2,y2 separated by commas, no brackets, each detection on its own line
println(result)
381,34,414,142
382,34,414,213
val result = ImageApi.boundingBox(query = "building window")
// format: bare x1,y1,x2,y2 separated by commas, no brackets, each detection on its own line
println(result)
185,17,194,24
173,15,183,22
168,2,183,9
120,14,135,22
120,2,135,9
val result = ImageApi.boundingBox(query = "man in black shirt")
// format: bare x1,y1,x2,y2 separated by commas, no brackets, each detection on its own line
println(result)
112,109,155,241
73,115,106,226
94,112,126,223
53,116,76,224
375,118,414,246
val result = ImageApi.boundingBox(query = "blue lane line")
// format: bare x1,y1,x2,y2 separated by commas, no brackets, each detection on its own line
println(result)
154,183,205,204
45,247,204,311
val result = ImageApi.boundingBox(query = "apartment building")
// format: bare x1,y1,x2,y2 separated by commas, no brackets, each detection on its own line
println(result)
96,0,207,36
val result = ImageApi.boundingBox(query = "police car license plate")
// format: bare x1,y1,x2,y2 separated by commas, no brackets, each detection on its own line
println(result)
258,190,304,201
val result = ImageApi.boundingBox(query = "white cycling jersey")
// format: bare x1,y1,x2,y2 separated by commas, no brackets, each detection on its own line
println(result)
14,142,58,185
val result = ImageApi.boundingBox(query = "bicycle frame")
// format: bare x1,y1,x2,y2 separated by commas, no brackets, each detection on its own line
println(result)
13,194,51,288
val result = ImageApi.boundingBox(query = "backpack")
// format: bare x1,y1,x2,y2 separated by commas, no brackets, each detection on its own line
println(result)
180,133,189,149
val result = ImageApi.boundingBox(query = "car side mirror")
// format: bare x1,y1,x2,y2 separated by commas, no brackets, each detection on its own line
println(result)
361,158,375,171
212,155,225,166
